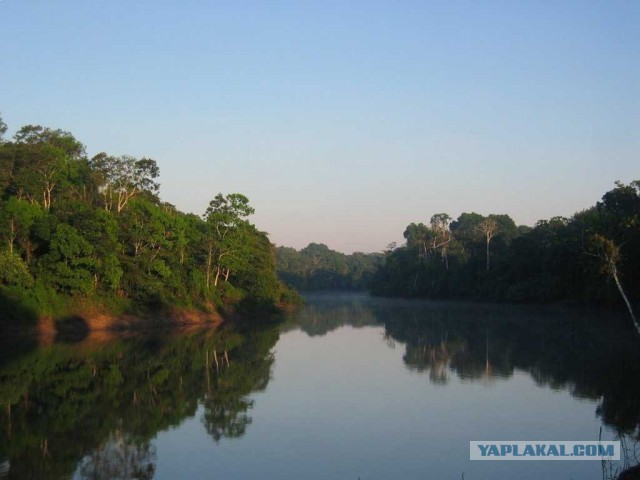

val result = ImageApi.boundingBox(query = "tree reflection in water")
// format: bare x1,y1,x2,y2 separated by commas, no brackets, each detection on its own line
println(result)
292,295,640,439
2,296,640,479
0,322,279,479
77,430,155,480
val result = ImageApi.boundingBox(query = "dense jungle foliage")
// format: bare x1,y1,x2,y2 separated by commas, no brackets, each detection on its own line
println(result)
370,181,640,313
0,116,295,327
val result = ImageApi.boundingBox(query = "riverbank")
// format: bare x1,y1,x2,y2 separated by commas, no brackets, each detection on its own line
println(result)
0,291,303,342
42,306,223,333
0,291,230,338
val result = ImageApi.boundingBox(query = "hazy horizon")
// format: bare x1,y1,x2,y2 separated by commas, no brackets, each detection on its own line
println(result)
2,1,637,254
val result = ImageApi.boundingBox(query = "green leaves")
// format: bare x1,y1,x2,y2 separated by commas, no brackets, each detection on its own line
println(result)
0,120,284,316
204,193,254,224
0,250,34,287
10,126,87,209
275,243,382,291
588,234,621,276
372,181,640,307
0,197,43,255
39,224,96,295
89,153,160,212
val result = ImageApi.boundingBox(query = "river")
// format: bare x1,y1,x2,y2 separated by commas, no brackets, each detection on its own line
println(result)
0,293,638,479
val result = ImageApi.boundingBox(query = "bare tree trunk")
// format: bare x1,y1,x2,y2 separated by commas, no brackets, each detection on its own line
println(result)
478,218,497,272
8,219,16,254
117,188,137,213
205,244,213,291
103,189,113,211
612,267,640,335
214,265,221,287
486,239,490,271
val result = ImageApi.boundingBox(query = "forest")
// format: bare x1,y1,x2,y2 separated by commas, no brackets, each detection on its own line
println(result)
275,243,382,291
0,116,296,329
370,181,640,318
1,113,637,330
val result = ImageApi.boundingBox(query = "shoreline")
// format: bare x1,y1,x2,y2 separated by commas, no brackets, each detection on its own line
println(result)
0,306,225,344
1,300,301,344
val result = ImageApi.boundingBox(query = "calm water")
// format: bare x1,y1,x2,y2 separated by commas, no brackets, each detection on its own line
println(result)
1,293,639,479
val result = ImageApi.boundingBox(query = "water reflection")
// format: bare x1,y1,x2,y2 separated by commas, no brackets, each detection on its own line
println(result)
76,430,156,480
1,295,639,479
0,322,279,479
292,294,640,438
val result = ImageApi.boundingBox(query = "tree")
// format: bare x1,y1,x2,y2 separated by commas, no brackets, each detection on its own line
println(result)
450,212,484,241
477,217,498,271
56,201,123,291
450,212,485,262
588,234,639,334
202,194,255,291
11,126,86,209
0,197,42,257
204,193,255,222
118,198,174,293
0,119,289,320
275,244,381,292
0,250,34,288
39,224,96,295
404,223,431,259
237,229,280,306
89,154,160,212
430,213,452,269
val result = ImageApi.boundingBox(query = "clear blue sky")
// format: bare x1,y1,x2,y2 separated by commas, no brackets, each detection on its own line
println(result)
1,1,638,253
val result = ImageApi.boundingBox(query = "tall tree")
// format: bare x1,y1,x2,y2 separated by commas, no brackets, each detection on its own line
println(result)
477,217,498,271
38,224,96,295
0,197,42,257
202,194,255,290
89,154,160,212
588,234,639,334
430,213,453,269
12,126,86,209
0,250,34,288
403,223,431,261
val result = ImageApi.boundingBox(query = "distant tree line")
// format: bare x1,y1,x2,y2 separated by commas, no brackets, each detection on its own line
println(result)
0,115,295,324
370,182,640,315
276,243,383,291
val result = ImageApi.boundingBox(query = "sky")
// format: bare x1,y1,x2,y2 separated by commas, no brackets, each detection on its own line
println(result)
1,1,638,253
